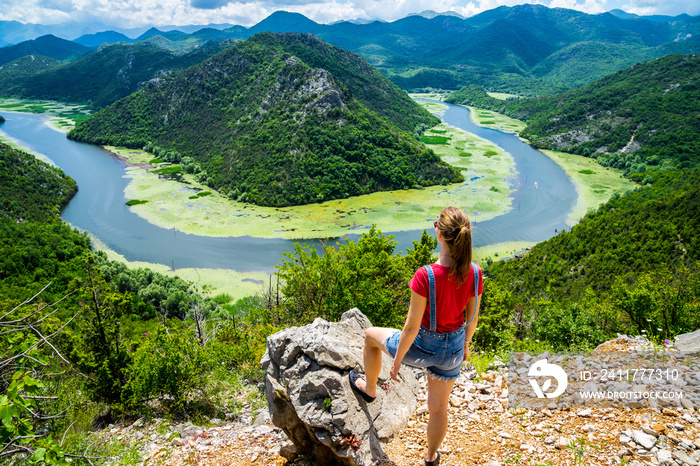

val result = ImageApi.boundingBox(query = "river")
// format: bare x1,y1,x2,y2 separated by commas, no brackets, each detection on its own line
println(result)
0,102,575,272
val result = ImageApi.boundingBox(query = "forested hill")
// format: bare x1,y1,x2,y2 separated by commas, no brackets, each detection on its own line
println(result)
0,141,77,222
447,54,699,175
68,32,459,207
0,34,90,67
0,40,234,109
480,168,700,350
518,54,699,171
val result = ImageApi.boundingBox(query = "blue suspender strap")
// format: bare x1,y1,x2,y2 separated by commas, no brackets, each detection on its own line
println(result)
464,262,480,327
423,265,437,332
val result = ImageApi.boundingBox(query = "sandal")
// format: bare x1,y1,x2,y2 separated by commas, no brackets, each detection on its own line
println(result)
349,370,376,403
425,451,440,466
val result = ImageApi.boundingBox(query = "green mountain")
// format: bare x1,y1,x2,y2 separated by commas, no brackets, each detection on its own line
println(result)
0,34,90,66
518,54,699,171
74,30,132,48
68,32,457,207
0,40,234,108
447,54,699,174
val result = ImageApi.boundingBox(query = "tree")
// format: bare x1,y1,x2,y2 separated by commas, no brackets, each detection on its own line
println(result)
276,226,437,328
0,284,92,465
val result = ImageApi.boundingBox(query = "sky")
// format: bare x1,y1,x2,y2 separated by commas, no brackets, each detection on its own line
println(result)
0,0,698,30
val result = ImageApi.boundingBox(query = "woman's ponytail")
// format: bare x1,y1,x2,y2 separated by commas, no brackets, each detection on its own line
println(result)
436,207,472,284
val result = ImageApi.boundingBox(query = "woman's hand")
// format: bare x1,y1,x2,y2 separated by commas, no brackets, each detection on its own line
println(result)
390,358,401,382
463,340,470,362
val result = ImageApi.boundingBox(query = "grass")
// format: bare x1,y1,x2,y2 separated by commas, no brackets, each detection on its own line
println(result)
473,241,536,265
421,135,450,144
463,105,527,135
153,165,182,175
540,149,635,227
189,191,212,199
125,199,148,206
487,92,520,100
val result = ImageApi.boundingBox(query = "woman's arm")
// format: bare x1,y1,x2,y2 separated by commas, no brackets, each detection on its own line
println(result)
463,293,482,361
389,290,426,381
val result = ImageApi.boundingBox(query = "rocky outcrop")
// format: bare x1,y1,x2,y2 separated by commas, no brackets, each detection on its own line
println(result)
675,329,700,352
260,308,419,466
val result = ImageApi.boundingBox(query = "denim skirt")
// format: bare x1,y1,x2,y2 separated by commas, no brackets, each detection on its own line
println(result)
385,325,465,380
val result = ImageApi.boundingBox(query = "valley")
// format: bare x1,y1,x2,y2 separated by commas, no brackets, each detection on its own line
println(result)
0,96,633,301
1,11,698,464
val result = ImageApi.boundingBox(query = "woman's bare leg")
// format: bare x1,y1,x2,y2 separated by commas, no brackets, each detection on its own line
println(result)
355,327,395,397
424,375,457,462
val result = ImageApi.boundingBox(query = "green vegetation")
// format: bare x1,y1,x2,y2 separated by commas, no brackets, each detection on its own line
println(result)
448,55,699,178
519,55,700,173
420,135,450,144
0,141,278,462
0,41,234,109
68,33,460,207
0,142,76,221
445,84,517,112
479,169,700,351
125,199,148,206
189,191,212,199
277,227,437,328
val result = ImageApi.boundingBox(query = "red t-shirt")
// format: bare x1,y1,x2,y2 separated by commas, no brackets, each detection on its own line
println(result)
408,263,483,333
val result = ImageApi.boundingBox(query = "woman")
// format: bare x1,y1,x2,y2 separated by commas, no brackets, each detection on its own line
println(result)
349,206,483,466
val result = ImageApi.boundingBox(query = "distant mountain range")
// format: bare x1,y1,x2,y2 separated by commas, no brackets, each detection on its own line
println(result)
1,6,698,96
0,35,90,66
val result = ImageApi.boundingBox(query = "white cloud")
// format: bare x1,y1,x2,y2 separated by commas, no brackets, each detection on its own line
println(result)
622,0,700,16
0,0,697,30
548,0,607,14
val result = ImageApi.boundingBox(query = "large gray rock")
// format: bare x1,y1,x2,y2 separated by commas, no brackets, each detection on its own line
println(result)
260,308,419,465
675,328,700,352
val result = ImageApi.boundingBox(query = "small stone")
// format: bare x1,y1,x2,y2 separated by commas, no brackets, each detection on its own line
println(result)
619,434,632,444
576,408,592,417
652,424,666,434
672,450,699,466
557,437,571,449
483,461,501,466
498,432,512,439
544,436,555,445
657,449,673,465
641,425,659,437
681,397,695,412
631,430,657,450
279,443,298,462
172,437,186,446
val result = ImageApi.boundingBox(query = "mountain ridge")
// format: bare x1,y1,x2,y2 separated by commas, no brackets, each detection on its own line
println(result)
1,6,698,95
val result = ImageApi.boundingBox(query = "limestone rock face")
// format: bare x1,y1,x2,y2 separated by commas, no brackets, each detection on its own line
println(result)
260,308,419,465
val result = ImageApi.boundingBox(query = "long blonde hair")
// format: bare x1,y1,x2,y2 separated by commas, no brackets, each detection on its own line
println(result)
435,206,472,284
